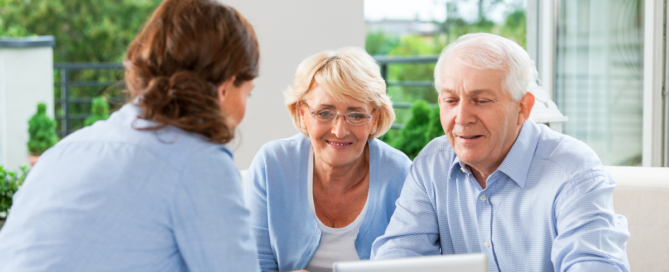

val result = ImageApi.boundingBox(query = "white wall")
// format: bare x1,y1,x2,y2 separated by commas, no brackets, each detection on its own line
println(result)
0,46,54,170
224,0,365,170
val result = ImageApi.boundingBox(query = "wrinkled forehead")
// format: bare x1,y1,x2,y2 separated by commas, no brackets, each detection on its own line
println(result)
437,57,507,96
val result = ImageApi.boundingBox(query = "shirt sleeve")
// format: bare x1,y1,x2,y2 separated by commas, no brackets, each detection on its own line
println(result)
244,149,279,271
371,164,441,259
551,170,630,272
170,147,260,272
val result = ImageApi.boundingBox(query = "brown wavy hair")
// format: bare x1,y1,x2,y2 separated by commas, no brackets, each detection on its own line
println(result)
124,0,259,144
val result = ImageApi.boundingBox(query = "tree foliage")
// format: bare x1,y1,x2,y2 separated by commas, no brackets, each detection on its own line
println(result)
384,101,444,160
84,97,110,126
27,103,58,156
0,165,27,219
0,0,162,62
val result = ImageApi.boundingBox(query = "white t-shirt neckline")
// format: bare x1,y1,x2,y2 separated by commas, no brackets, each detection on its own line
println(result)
305,146,369,272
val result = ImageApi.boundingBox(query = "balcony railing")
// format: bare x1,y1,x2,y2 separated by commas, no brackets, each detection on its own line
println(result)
54,56,439,136
54,63,125,137
372,55,438,129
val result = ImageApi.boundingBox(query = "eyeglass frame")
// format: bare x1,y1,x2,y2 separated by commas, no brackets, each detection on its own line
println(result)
301,102,375,126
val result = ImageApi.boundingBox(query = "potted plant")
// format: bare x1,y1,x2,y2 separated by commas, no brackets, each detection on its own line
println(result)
27,103,58,166
0,165,28,229
84,96,110,126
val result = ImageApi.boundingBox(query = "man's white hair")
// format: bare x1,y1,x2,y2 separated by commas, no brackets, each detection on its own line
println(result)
434,33,538,101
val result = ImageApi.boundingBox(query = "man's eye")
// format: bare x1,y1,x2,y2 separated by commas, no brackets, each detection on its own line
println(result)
477,100,490,104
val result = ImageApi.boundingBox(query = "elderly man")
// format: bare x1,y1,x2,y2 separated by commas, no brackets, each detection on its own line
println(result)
371,33,630,271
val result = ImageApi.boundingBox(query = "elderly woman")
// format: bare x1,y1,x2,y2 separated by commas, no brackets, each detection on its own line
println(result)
245,48,411,272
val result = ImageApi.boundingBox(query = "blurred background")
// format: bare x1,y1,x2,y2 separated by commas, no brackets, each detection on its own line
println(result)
0,0,659,168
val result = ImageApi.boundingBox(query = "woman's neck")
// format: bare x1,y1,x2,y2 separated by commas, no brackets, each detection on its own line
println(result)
313,144,370,195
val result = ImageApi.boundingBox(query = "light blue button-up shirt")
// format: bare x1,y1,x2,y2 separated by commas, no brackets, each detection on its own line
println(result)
0,103,259,272
372,120,630,271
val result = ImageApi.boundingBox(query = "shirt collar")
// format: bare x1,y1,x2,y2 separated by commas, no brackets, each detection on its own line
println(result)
496,120,540,188
450,120,540,189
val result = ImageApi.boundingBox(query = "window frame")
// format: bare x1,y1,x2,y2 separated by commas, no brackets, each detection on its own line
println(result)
529,0,668,167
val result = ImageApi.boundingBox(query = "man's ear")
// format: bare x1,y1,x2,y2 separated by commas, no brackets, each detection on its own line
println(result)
518,91,535,125
217,76,237,104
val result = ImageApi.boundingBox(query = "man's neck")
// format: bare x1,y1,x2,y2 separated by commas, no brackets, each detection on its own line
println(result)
469,165,495,189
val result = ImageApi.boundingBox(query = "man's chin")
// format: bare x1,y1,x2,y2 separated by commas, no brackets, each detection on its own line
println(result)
453,150,484,165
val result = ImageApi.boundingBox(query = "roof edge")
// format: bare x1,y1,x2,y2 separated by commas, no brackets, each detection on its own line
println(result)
0,35,55,48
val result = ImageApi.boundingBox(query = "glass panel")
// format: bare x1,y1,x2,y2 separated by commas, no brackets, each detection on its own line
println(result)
555,0,644,166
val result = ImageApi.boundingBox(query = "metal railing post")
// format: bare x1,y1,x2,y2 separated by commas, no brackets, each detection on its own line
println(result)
60,68,69,136
380,63,388,82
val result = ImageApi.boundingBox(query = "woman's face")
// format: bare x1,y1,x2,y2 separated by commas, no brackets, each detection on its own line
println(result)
218,78,255,125
300,83,379,168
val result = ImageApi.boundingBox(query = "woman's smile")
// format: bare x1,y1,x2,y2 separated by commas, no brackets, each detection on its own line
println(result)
325,140,354,149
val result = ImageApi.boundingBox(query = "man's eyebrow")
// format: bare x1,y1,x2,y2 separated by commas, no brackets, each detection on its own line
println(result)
440,88,457,94
467,89,496,96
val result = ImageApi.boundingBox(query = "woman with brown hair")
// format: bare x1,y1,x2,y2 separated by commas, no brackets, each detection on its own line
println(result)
0,0,260,271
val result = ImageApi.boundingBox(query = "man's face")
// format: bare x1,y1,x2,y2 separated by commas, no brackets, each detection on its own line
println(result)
437,57,534,173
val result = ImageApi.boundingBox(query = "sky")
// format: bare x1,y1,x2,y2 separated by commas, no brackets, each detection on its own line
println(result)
364,0,526,24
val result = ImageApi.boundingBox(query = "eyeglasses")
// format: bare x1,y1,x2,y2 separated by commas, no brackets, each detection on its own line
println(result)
303,102,374,126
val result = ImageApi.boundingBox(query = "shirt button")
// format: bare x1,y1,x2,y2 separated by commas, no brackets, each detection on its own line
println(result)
484,241,490,248
480,195,487,201
461,167,466,173
362,258,368,260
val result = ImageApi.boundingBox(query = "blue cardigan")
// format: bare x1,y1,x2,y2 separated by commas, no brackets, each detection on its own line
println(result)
244,134,411,271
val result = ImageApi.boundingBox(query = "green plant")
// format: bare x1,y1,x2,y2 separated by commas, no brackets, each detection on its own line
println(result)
384,100,445,160
0,165,28,219
84,97,110,126
27,103,59,156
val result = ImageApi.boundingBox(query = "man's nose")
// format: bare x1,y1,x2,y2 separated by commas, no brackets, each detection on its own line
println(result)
331,115,348,138
454,101,476,127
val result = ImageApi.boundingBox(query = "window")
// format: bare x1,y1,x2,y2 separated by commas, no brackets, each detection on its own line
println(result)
554,0,645,166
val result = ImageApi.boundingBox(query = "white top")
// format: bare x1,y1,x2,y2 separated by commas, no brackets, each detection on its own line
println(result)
305,147,369,272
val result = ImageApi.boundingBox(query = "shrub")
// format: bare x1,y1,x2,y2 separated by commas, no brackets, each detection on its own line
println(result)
0,165,28,219
385,100,445,160
27,103,58,156
84,97,110,126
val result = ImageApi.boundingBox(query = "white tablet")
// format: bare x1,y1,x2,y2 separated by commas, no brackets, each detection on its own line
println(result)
332,253,488,272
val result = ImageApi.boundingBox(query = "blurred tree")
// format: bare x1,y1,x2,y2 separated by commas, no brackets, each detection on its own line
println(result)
84,97,110,126
0,0,161,63
387,100,444,160
386,35,443,104
365,31,399,56
27,103,58,156
499,9,526,48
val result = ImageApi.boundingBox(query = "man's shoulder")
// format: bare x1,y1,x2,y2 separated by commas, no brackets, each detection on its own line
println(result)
533,125,606,178
410,136,457,178
371,138,412,168
414,136,455,161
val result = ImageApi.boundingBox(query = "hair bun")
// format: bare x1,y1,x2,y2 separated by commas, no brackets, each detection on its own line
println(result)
123,0,258,144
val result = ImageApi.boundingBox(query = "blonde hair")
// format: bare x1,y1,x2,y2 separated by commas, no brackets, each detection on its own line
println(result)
285,47,395,139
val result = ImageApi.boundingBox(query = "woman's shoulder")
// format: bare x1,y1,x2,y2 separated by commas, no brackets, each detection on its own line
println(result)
256,134,309,159
369,138,411,169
